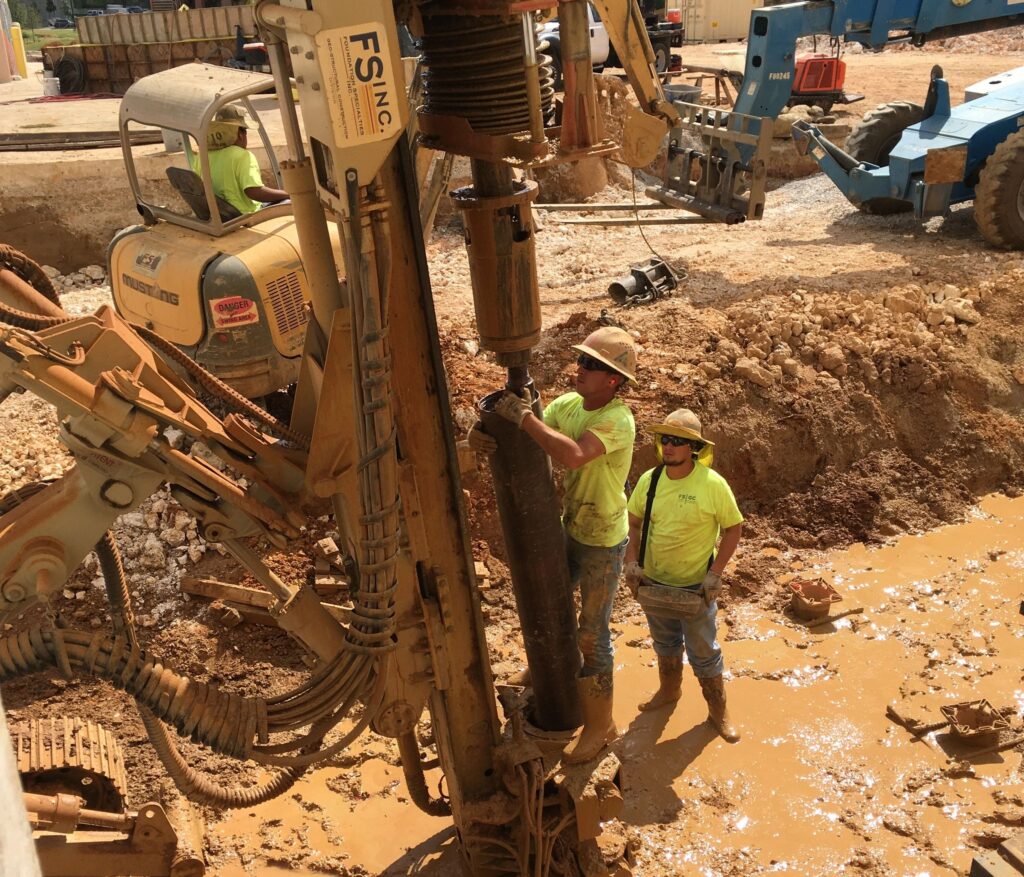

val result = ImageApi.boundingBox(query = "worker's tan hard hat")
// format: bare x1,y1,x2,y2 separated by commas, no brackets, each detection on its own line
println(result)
207,104,256,149
649,408,714,446
650,408,715,466
213,104,256,128
571,327,637,383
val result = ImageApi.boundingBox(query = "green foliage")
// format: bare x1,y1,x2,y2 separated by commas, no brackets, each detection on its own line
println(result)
9,0,43,28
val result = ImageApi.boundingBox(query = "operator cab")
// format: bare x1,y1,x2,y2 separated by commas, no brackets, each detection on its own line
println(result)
118,63,290,236
109,63,338,401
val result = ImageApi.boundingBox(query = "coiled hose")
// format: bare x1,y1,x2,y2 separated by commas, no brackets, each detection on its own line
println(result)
94,530,304,807
0,298,304,446
0,245,60,305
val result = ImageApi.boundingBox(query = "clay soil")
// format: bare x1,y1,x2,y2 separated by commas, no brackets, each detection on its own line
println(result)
3,41,1024,877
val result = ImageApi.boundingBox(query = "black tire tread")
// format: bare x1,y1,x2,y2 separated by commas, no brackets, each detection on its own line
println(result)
844,101,924,216
975,129,1024,249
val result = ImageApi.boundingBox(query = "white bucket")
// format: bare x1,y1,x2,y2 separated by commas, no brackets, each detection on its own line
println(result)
42,75,60,97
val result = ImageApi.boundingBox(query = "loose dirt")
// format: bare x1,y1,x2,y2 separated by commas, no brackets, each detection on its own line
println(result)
2,43,1024,877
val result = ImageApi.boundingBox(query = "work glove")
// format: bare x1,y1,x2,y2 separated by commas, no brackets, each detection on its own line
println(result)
623,561,643,597
700,569,723,606
466,422,498,455
493,390,532,427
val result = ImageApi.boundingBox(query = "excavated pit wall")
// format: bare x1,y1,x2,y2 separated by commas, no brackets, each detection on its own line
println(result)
0,144,275,272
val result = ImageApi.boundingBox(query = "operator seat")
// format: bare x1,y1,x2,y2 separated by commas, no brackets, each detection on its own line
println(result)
165,166,242,222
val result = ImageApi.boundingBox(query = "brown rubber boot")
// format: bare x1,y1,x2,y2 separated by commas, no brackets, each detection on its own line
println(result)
698,674,740,743
507,666,531,687
562,673,617,764
638,655,683,712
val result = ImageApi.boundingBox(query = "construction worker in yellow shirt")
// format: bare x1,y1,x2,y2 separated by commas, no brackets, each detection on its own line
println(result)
470,327,637,764
624,408,743,742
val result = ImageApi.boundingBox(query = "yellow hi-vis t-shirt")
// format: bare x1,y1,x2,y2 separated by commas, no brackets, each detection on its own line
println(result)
627,464,743,587
543,392,635,547
190,146,263,215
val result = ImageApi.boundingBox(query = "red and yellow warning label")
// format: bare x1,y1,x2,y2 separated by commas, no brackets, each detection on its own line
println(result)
315,23,401,145
210,296,260,329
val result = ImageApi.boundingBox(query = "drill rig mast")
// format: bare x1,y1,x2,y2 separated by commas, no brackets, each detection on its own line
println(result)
0,1,680,873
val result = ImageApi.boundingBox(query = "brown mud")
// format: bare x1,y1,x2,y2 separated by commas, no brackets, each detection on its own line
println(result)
1,44,1024,877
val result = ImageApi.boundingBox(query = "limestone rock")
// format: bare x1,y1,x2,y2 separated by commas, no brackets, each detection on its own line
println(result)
699,361,722,379
41,265,60,279
734,357,775,387
943,298,981,325
139,536,167,570
818,344,846,372
82,265,106,281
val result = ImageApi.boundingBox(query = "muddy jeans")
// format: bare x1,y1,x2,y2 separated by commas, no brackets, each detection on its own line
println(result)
644,596,724,678
568,536,626,677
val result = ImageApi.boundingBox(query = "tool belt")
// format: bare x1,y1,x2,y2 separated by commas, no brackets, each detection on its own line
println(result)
635,464,706,620
636,578,704,621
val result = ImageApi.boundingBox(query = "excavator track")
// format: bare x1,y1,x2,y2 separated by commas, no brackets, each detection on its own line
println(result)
12,715,129,813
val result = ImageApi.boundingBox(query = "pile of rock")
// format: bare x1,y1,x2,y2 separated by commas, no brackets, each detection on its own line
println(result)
40,263,106,291
705,283,986,391
773,104,834,139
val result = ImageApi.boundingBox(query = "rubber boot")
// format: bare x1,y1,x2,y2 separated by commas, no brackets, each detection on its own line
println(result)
638,654,683,712
507,666,531,687
562,673,617,764
698,674,740,743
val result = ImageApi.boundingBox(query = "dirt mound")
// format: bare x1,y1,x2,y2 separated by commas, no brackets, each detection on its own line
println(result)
446,265,1024,569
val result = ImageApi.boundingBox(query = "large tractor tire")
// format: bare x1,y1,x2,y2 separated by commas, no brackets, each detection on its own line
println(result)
653,42,670,75
974,129,1024,250
844,101,925,215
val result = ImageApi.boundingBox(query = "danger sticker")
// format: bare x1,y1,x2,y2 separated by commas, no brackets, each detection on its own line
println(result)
210,296,259,329
315,23,401,146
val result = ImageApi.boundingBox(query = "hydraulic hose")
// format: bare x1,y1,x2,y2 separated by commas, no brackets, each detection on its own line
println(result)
0,244,60,305
397,730,451,816
94,530,305,806
138,706,305,807
0,300,303,446
0,625,261,757
135,324,309,448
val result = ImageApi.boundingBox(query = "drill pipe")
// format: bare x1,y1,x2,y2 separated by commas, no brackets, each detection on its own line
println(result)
480,388,582,731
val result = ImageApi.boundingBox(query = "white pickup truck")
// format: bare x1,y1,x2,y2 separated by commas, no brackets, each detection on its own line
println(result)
538,3,678,89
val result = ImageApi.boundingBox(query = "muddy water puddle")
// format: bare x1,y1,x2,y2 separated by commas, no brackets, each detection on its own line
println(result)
206,495,1024,875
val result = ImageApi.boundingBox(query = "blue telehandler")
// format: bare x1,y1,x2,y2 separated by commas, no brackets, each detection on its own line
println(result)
651,0,1024,247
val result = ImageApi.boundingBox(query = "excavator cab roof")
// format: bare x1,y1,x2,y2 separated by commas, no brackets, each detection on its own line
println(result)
119,62,289,237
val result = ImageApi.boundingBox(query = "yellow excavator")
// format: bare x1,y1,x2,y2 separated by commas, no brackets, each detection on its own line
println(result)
109,63,339,401
0,1,765,874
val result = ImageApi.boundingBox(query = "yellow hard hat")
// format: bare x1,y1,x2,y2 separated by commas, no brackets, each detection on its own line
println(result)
649,408,715,466
207,122,240,149
571,327,637,383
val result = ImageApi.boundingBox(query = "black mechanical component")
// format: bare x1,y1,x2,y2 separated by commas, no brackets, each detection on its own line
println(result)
608,257,678,307
418,7,554,134
479,388,582,733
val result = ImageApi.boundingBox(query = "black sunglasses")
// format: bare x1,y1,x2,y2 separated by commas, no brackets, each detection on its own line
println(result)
577,354,618,374
660,434,704,450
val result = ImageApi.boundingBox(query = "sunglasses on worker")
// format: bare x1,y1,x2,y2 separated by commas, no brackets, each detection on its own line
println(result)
576,354,617,374
660,434,704,451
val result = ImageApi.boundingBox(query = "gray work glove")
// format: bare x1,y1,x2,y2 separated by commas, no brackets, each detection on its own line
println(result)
466,422,498,455
700,569,723,605
494,390,532,427
623,561,643,597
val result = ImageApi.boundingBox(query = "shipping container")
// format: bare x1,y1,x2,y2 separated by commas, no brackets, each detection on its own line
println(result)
679,0,762,43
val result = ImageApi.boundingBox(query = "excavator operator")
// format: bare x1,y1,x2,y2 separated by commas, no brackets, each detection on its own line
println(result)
192,104,289,215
